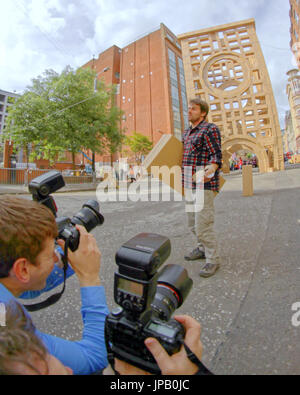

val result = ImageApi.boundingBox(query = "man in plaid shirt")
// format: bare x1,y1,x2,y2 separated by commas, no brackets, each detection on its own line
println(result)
182,98,222,278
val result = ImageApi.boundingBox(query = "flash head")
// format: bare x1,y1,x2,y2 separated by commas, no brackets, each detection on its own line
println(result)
115,233,171,280
29,170,65,200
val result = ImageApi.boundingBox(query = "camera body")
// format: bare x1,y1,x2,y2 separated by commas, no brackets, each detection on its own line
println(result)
29,171,104,251
106,307,185,374
56,217,81,252
105,233,193,374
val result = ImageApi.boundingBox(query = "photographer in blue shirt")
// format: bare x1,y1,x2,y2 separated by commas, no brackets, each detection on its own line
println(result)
0,196,210,376
0,196,109,375
0,300,204,375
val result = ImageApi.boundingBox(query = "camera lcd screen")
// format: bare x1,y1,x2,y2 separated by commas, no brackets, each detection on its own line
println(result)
147,323,175,338
118,278,144,296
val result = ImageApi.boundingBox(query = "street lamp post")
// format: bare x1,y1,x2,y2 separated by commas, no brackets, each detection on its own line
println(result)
94,67,110,92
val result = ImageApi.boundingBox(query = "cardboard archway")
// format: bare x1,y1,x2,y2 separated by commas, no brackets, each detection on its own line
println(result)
222,136,269,173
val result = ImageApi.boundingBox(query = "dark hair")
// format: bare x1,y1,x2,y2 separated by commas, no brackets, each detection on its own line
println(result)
189,98,209,118
0,196,58,278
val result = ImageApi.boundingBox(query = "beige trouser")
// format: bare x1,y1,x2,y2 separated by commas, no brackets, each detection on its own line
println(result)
185,189,219,264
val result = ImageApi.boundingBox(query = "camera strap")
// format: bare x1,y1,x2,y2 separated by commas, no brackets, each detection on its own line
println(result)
183,342,214,375
104,324,120,375
23,240,69,312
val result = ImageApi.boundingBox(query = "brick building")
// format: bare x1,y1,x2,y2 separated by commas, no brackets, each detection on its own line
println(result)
3,24,189,170
82,23,188,165
81,45,122,165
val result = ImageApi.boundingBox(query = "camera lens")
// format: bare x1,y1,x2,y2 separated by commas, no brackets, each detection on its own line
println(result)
71,200,104,232
151,265,193,321
39,184,50,197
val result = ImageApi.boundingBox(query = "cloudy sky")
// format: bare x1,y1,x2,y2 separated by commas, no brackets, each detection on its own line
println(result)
0,0,293,127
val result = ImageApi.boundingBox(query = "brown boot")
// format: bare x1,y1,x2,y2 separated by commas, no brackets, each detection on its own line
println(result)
199,263,220,278
184,247,205,261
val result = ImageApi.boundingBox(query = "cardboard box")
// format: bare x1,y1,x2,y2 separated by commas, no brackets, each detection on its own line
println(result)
143,134,183,195
143,134,225,196
242,165,253,197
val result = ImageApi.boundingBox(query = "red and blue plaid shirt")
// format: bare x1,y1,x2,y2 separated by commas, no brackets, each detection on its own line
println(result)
182,120,222,192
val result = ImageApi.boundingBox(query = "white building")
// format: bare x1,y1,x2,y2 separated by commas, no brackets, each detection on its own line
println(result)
0,89,20,162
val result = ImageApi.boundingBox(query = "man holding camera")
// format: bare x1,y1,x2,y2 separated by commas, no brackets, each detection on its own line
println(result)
0,300,204,375
0,195,109,375
0,195,209,376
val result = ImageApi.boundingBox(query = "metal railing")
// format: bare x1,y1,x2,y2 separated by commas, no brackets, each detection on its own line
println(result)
0,168,95,186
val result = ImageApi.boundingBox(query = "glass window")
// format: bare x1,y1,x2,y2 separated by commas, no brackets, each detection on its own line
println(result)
170,68,177,84
166,33,175,43
178,57,189,129
173,109,181,122
171,85,179,99
168,50,189,132
174,128,182,140
168,48,176,62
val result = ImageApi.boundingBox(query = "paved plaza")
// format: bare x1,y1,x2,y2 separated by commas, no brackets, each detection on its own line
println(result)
2,167,300,375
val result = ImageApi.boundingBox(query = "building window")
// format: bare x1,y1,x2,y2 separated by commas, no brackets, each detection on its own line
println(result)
174,128,182,140
168,48,182,137
178,57,189,129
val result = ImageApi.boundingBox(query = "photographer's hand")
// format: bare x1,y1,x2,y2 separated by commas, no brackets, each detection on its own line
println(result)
57,225,101,287
114,315,203,376
114,359,152,375
145,315,203,375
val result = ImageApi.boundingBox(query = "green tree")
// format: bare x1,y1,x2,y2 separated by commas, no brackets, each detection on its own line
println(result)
125,132,153,163
5,66,124,167
94,86,125,166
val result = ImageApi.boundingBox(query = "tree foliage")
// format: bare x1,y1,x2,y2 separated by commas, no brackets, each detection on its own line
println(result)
124,132,153,163
5,66,124,166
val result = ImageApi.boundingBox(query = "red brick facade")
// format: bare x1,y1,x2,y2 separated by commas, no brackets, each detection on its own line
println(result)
81,23,188,164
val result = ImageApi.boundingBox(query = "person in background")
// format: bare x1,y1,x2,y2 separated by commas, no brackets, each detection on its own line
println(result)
128,165,136,183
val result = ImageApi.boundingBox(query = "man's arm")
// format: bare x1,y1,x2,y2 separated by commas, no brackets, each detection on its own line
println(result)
203,124,222,180
204,124,222,168
37,226,109,375
36,286,109,375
